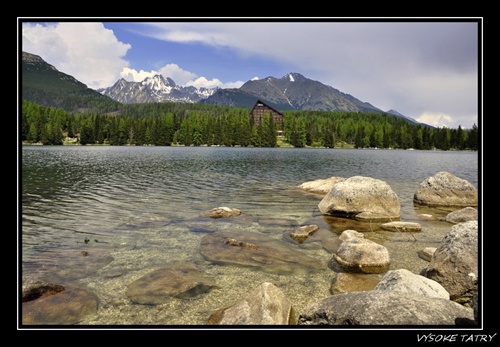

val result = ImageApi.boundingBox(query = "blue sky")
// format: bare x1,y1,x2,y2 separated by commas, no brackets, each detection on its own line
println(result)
20,19,481,129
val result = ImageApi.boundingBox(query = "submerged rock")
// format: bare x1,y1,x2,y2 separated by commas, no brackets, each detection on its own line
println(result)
200,230,327,274
380,221,422,233
289,224,320,243
22,277,65,302
22,284,98,325
200,207,242,218
330,272,381,294
208,282,294,325
125,262,217,305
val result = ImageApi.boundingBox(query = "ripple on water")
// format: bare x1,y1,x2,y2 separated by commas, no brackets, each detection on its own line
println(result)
21,146,478,325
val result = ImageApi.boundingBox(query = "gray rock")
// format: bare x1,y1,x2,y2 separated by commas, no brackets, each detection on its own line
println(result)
473,292,479,323
298,291,475,325
318,176,400,221
333,230,390,274
445,206,478,224
414,171,478,207
424,221,478,306
374,269,450,299
418,247,437,262
297,176,346,194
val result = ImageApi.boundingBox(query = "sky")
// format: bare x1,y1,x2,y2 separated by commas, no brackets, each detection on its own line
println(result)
19,18,481,129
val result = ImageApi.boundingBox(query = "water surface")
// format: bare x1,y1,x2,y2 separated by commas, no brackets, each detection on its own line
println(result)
20,146,479,325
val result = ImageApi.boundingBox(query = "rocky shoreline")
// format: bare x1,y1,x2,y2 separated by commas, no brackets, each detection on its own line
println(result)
21,171,479,326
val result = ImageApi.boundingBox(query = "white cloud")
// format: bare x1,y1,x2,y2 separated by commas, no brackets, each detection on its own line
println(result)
160,29,229,46
185,77,244,89
158,64,197,85
185,76,222,88
120,67,156,82
120,64,244,89
416,112,455,128
143,23,231,47
220,81,245,89
22,22,131,89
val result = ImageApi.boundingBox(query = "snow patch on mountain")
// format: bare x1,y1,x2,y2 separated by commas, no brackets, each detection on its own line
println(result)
99,74,218,104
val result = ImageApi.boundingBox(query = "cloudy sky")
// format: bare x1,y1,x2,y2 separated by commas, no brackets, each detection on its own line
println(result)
20,18,481,129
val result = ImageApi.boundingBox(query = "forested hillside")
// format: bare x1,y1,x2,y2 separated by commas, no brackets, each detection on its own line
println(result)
22,52,121,114
20,100,479,151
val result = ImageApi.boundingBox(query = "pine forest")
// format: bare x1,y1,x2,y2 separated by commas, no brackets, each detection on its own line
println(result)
20,99,479,151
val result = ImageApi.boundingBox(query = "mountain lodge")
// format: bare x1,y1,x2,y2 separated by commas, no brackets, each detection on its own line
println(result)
250,100,284,130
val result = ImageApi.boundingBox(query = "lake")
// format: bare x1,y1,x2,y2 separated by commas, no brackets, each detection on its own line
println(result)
20,146,479,325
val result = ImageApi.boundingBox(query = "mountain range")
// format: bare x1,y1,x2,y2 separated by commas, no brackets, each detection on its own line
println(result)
97,75,218,104
204,72,384,113
21,51,424,126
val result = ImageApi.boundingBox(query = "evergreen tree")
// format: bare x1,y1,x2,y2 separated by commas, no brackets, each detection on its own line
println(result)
79,123,94,145
468,123,479,151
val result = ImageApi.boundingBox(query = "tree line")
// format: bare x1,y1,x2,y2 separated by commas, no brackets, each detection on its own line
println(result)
20,99,478,151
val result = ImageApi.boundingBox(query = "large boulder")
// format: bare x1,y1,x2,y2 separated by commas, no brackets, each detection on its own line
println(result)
318,176,400,221
413,171,478,207
374,269,450,299
297,291,475,325
423,221,478,306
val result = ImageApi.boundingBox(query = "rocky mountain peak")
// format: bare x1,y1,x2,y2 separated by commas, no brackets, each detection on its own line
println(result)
142,74,176,89
283,72,307,82
22,51,57,71
100,74,217,104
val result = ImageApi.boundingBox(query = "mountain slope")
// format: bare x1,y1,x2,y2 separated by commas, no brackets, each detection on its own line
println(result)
239,72,382,113
199,88,287,110
200,72,383,113
21,51,121,113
